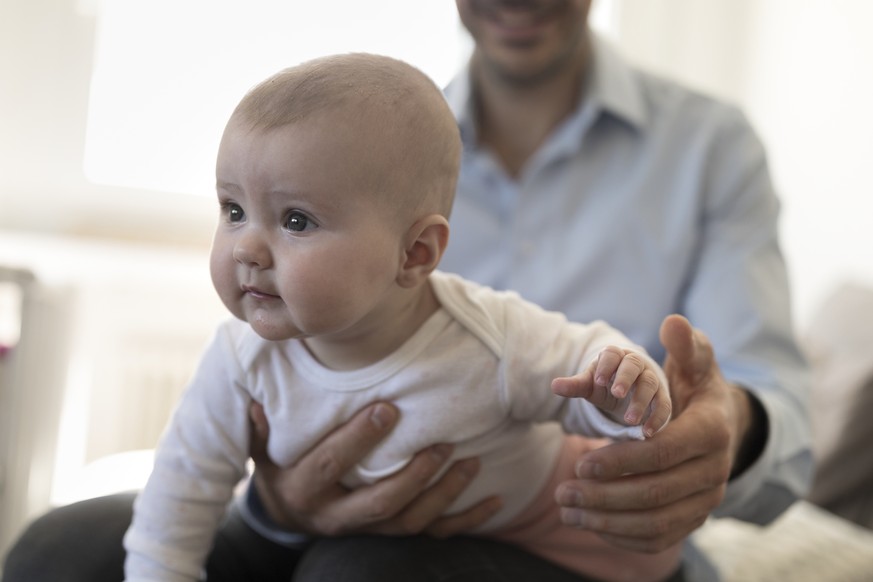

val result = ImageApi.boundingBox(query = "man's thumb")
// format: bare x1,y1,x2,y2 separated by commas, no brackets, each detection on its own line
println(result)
659,314,696,370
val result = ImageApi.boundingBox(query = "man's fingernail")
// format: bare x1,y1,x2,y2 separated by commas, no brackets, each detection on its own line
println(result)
561,507,588,527
576,460,603,478
369,403,396,430
556,485,582,506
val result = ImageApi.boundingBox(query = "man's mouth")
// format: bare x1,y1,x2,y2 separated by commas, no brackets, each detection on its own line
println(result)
471,0,565,24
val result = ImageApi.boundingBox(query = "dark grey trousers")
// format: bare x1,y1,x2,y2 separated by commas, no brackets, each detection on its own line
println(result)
2,492,683,582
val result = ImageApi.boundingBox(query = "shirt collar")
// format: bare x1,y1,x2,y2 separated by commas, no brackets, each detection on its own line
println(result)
590,35,648,130
444,33,649,149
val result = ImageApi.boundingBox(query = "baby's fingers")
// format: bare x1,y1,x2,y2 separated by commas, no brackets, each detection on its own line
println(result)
593,346,625,390
551,369,596,399
609,351,647,399
642,389,672,437
621,367,659,427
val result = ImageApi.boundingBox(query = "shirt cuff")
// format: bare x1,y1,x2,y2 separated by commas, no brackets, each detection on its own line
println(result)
714,389,808,524
236,478,312,548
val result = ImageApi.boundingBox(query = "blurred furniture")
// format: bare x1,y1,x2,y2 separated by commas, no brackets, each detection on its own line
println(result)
0,266,73,560
693,281,873,580
802,282,873,530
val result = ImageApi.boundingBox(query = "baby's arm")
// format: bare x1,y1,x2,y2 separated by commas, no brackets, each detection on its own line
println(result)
124,327,250,581
552,346,672,438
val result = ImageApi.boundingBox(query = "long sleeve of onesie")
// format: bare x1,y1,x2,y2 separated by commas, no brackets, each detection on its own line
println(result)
123,326,251,582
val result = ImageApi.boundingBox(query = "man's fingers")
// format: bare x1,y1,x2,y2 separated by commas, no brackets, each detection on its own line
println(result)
325,444,459,535
660,314,719,414
659,314,696,368
559,445,723,512
574,412,724,479
375,456,482,535
561,488,715,553
294,402,399,491
660,314,714,382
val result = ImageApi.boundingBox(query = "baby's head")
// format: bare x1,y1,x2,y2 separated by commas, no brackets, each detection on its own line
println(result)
211,54,460,345
226,53,460,222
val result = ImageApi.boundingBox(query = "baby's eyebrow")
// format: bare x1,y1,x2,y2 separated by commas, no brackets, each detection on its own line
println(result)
268,188,342,211
215,180,243,194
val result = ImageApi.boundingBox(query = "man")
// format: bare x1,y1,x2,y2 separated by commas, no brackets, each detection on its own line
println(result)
3,1,810,581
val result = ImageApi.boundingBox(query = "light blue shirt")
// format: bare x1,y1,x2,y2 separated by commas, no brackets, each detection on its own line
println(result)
440,38,812,528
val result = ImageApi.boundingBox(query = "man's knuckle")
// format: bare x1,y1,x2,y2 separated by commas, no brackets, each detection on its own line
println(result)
644,513,669,538
363,495,395,524
315,451,343,480
655,441,678,468
642,534,673,554
643,482,669,507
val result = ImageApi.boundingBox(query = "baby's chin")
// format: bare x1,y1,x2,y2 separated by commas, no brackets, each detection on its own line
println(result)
244,315,304,342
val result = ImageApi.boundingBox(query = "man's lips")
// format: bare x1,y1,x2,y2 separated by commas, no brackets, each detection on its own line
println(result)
242,285,280,300
478,3,557,45
473,0,563,24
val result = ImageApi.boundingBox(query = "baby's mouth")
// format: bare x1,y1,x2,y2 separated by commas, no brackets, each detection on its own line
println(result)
242,285,280,300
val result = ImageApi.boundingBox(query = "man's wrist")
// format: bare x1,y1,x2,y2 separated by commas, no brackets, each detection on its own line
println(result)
728,385,769,479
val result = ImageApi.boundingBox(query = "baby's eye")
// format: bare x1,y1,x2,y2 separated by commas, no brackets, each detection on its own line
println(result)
284,211,317,232
222,202,245,223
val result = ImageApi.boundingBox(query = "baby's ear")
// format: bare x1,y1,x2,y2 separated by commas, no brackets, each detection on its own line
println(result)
397,214,449,288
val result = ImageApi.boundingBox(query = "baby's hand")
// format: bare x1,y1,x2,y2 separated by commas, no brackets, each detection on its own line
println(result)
551,346,672,437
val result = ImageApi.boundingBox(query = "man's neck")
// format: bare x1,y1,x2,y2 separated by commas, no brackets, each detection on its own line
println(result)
473,44,591,178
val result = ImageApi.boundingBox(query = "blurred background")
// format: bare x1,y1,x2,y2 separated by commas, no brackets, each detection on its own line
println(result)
2,0,873,571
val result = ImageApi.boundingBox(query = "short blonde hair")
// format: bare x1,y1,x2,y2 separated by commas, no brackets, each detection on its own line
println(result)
229,53,461,219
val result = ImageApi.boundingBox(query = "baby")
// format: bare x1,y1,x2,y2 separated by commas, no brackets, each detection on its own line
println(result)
124,53,679,582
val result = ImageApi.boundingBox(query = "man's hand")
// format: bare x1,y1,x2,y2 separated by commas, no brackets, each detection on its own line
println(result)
553,314,759,552
249,401,502,539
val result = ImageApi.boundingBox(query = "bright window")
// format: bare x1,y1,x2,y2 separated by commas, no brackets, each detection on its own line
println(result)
83,0,617,198
83,0,472,197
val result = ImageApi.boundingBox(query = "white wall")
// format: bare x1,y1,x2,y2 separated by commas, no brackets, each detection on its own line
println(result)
0,0,215,245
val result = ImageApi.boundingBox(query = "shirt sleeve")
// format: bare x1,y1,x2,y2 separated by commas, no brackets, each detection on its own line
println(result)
683,108,813,523
123,325,252,581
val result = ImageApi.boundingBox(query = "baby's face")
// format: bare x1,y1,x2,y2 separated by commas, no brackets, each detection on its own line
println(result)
210,117,404,342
